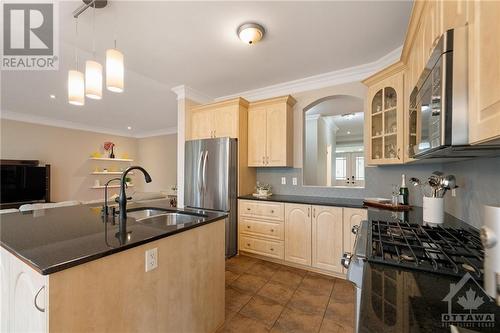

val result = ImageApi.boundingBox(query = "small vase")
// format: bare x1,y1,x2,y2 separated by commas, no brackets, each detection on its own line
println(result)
110,146,115,159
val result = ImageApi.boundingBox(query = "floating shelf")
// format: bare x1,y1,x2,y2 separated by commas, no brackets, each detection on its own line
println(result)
91,185,134,189
90,172,134,175
89,157,133,162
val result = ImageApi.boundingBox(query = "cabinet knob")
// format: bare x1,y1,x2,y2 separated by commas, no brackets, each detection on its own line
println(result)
247,243,251,247
270,248,274,251
271,210,274,213
270,229,274,232
247,207,251,211
247,225,251,229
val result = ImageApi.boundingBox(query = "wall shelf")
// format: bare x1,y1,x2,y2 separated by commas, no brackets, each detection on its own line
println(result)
90,185,134,189
89,157,133,162
90,172,133,175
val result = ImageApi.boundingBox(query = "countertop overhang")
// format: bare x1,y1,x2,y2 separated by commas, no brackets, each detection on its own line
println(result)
0,199,227,275
238,194,366,208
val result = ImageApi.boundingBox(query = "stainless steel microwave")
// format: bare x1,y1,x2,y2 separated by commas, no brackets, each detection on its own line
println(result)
409,26,469,159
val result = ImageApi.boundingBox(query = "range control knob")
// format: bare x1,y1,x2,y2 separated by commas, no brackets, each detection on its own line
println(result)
351,225,360,235
341,252,353,269
480,226,497,249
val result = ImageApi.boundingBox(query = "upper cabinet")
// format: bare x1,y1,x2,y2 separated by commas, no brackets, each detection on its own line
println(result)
187,97,248,140
248,95,296,167
364,64,405,165
468,1,500,144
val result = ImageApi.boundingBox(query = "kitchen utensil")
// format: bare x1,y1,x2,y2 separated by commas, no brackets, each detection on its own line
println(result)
441,175,457,189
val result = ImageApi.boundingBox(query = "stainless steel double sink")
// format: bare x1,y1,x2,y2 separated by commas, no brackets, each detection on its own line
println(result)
126,208,207,227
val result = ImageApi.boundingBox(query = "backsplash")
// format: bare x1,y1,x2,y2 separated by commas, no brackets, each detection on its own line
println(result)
255,156,500,228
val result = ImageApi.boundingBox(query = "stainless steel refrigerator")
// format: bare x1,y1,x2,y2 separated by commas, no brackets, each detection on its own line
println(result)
184,138,238,257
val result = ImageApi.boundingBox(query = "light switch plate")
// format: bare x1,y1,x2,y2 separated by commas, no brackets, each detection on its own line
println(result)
145,248,158,272
292,177,298,186
281,177,286,185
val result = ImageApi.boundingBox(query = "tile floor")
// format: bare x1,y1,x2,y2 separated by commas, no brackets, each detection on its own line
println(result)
220,255,355,333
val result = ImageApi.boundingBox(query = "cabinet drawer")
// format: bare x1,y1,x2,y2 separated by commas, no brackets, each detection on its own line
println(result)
239,218,283,240
240,236,284,259
239,200,284,221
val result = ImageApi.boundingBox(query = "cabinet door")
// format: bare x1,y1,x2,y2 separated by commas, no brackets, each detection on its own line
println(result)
311,206,343,273
468,1,500,144
10,255,48,333
266,104,289,166
248,106,267,166
441,0,467,32
285,203,312,266
1,248,10,333
343,208,368,254
191,109,214,140
214,106,238,138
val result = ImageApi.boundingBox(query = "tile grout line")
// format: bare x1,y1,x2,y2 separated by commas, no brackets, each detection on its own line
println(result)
317,278,337,333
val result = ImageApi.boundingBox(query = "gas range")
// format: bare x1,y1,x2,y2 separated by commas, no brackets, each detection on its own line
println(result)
368,220,484,279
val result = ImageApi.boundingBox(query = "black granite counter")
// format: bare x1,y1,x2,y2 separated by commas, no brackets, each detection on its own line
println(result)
0,200,227,275
238,194,365,208
359,208,500,332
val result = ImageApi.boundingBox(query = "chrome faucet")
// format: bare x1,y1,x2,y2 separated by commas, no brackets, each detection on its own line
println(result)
118,166,152,234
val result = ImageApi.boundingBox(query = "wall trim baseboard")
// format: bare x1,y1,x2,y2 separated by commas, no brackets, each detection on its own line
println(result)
215,45,402,102
1,110,177,138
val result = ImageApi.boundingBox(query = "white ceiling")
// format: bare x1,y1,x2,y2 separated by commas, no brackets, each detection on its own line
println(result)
1,0,412,137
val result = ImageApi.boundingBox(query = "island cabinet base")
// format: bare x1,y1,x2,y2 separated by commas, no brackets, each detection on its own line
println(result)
2,219,226,333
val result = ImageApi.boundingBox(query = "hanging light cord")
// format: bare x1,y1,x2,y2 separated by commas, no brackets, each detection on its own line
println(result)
92,3,96,58
74,17,79,70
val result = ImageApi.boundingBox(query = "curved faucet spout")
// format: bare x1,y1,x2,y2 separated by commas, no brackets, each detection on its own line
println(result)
118,166,152,234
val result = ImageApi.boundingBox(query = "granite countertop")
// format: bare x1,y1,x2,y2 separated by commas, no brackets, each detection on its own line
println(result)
238,194,365,208
0,199,227,275
359,209,500,332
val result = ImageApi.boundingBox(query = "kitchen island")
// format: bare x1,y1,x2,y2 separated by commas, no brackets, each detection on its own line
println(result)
0,199,227,333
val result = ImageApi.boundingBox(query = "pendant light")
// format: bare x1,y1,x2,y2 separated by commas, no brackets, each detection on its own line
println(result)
68,18,85,106
85,4,102,99
106,39,124,93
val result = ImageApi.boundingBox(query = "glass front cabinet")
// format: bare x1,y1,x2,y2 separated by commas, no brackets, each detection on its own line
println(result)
366,71,405,165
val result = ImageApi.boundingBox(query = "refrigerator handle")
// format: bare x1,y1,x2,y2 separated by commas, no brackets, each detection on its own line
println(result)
202,150,209,194
197,151,204,193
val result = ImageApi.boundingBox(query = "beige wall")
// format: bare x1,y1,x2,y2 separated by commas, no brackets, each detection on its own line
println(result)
0,119,177,202
291,81,367,167
137,134,177,192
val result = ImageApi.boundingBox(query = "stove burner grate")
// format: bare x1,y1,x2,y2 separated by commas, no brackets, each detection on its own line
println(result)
368,220,484,279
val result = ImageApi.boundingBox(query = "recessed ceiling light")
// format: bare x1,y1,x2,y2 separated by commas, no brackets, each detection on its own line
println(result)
347,131,351,134
237,23,265,45
49,94,56,99
127,126,132,130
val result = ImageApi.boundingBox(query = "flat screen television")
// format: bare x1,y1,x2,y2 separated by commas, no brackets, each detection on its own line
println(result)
1,165,48,204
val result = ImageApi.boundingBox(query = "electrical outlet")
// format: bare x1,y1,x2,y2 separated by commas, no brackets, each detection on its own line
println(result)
451,188,457,197
281,177,286,185
145,248,158,272
292,177,298,186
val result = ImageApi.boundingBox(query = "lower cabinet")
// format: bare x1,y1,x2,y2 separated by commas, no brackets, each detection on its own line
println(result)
238,199,367,276
284,204,312,266
312,206,344,273
1,247,48,333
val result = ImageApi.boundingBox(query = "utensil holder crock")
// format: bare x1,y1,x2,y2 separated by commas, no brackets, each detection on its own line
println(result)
423,197,444,224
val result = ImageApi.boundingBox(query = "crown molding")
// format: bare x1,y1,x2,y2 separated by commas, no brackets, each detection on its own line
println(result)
134,126,177,138
171,85,213,104
215,45,402,102
1,110,178,138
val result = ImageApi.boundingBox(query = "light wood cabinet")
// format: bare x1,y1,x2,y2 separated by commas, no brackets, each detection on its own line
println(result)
1,247,48,333
284,203,312,266
247,95,296,167
188,98,246,140
343,208,368,254
364,67,405,165
240,235,284,259
311,206,343,273
468,0,500,144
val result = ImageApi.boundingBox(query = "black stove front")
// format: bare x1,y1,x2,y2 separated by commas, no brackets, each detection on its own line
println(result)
367,220,484,279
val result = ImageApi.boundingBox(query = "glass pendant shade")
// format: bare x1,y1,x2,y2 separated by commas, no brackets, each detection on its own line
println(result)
85,60,103,99
106,48,124,93
68,70,85,106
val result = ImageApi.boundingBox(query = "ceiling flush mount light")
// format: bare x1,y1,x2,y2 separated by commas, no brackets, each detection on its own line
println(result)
237,23,265,45
342,113,355,120
106,48,124,92
49,94,56,99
